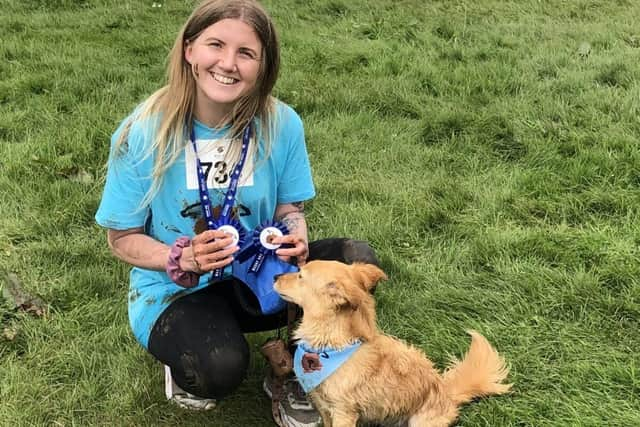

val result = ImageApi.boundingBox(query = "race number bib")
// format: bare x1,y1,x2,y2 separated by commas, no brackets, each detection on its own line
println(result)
185,138,254,190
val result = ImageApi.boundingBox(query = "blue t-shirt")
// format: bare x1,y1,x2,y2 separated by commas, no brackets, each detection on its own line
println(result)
95,102,315,349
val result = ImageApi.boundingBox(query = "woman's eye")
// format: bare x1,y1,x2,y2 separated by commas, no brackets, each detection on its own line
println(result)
239,50,255,59
209,42,222,48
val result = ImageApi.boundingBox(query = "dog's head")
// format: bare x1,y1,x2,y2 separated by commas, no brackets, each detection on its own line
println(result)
274,260,387,309
274,260,387,342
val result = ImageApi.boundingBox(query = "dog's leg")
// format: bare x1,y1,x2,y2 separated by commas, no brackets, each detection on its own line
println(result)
407,402,458,427
408,417,450,427
318,407,332,427
331,408,358,427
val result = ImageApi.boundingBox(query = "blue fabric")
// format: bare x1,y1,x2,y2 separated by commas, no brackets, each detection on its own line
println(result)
293,340,362,393
95,102,315,349
232,248,297,314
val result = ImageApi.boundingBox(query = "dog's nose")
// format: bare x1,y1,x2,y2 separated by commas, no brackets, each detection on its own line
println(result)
273,273,285,281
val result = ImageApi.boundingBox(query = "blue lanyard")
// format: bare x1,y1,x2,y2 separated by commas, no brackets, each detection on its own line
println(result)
189,122,292,281
189,124,252,229
190,123,252,280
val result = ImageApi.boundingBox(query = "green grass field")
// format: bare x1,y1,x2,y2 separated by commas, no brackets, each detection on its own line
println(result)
2,0,640,425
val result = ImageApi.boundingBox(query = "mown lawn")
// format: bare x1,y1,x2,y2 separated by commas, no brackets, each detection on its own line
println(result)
1,0,639,425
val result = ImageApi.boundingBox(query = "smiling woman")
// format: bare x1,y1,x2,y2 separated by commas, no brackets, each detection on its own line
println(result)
93,1,378,426
185,19,263,125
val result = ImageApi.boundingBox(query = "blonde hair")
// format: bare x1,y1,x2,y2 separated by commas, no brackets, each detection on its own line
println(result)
114,0,280,207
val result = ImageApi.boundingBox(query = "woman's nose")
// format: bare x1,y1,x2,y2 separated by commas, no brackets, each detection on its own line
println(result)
217,48,237,71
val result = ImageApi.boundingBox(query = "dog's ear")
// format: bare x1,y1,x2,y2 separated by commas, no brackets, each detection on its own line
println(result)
350,263,387,292
326,282,363,310
326,281,349,307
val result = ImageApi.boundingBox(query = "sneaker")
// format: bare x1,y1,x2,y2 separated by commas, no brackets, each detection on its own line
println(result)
164,365,217,411
263,373,321,427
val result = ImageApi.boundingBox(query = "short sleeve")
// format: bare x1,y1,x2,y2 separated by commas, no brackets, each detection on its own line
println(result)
95,119,153,230
275,105,316,204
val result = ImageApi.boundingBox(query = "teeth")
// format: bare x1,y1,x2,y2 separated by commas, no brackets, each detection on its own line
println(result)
212,73,236,84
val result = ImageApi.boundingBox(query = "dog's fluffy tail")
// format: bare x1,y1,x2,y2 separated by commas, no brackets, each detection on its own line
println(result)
442,331,512,405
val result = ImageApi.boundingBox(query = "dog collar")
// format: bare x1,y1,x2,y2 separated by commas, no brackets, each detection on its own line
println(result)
293,340,362,393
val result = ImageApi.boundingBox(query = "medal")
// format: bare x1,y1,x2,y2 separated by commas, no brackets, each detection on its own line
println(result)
237,220,291,274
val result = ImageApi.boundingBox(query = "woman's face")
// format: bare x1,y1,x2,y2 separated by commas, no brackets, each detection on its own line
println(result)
185,18,262,122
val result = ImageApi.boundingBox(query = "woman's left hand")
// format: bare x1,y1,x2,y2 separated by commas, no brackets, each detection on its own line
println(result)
273,234,308,267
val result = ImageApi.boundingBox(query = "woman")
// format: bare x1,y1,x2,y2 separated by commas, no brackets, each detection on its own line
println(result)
95,1,378,426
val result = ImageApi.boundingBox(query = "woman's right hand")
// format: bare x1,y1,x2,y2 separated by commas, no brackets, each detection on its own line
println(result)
181,229,240,273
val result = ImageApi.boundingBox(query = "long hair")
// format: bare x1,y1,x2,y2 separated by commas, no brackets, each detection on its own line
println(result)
114,0,280,207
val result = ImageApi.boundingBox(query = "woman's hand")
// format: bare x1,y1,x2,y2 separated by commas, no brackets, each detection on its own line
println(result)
274,201,310,267
273,234,309,267
180,229,240,273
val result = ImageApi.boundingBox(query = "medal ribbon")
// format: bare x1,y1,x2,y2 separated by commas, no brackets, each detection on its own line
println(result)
190,124,252,228
236,220,292,273
190,123,252,278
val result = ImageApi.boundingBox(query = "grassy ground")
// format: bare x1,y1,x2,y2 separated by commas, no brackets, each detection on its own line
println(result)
2,0,640,425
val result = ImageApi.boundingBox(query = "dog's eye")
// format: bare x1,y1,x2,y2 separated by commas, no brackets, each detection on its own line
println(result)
298,273,303,279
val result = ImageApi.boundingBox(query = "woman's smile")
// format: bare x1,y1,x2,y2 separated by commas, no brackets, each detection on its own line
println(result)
211,72,238,85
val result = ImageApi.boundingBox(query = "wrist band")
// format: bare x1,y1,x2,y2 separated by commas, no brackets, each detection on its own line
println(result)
166,237,200,288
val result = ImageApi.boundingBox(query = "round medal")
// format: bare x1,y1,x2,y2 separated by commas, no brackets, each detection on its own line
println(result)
217,224,240,248
259,226,283,250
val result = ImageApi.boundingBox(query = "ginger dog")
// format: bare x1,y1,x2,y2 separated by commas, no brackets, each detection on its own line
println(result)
274,260,511,427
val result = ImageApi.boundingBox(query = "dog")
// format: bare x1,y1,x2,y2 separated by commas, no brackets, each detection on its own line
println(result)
274,260,511,427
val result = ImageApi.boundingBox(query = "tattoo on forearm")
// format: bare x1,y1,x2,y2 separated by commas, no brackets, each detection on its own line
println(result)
281,212,304,234
276,202,305,221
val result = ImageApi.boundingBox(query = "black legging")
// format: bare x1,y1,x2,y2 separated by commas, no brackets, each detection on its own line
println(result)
148,238,379,399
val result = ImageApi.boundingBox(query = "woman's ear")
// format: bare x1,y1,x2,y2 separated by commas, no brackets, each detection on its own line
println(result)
184,42,193,65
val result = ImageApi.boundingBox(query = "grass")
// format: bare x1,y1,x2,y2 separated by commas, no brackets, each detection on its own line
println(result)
1,0,640,425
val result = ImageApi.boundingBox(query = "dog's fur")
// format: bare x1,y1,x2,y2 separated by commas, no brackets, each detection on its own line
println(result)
274,260,511,427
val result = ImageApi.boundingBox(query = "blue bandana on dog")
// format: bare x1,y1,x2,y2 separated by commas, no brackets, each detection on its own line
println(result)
293,340,362,393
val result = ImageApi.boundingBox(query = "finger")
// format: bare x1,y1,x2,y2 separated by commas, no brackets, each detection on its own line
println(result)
198,235,237,254
192,229,230,245
276,246,305,258
279,242,308,266
192,237,238,269
203,244,239,262
198,253,236,271
195,246,238,271
270,234,299,245
191,238,231,261
194,249,235,272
